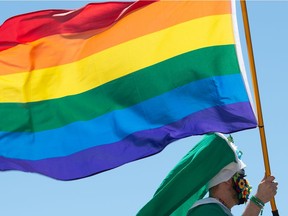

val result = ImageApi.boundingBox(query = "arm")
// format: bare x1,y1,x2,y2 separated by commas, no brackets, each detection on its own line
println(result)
242,175,278,216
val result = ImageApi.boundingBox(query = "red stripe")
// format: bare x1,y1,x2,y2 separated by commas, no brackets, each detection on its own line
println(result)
0,1,156,52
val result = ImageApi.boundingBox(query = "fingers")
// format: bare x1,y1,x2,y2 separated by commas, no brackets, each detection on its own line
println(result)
272,180,278,195
256,175,278,203
262,175,275,182
267,176,278,196
264,176,278,190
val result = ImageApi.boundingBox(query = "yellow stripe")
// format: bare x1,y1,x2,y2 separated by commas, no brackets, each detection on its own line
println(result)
0,14,234,103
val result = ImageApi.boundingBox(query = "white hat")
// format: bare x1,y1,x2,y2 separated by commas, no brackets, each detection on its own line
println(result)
208,133,246,189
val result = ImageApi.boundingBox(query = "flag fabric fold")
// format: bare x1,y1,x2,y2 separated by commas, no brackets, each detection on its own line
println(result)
0,0,257,180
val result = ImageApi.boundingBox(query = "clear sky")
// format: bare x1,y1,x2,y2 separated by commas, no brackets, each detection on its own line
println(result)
0,1,287,216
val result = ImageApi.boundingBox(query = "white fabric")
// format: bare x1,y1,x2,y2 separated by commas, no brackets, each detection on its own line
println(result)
208,133,246,189
188,197,233,216
231,0,257,118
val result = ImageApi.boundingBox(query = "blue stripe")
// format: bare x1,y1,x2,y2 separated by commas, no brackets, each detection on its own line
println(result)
0,74,252,160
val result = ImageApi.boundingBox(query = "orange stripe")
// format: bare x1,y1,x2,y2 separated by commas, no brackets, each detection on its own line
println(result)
0,1,231,75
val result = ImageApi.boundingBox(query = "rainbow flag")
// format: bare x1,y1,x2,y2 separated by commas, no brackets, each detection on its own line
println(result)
0,0,257,180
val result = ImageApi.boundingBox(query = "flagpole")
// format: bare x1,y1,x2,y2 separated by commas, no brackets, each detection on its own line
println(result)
240,0,279,215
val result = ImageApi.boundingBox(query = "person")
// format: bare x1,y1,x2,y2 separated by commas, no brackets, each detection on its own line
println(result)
137,133,278,216
187,170,278,216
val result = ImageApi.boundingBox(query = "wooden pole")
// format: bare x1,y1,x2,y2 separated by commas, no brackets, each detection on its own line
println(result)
240,0,279,215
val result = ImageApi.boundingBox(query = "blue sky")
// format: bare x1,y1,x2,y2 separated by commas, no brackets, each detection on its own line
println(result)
0,1,287,216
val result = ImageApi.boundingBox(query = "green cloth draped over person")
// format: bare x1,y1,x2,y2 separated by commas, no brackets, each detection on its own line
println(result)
137,133,277,216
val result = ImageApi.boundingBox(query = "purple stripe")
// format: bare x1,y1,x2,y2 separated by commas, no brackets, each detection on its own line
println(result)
0,102,256,180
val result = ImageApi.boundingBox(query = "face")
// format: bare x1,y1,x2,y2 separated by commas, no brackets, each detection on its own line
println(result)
232,172,252,205
226,179,240,206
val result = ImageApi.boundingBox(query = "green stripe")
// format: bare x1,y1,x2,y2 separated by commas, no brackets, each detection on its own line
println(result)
1,45,240,132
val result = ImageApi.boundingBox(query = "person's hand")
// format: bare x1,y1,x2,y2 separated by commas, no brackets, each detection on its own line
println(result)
254,175,278,203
